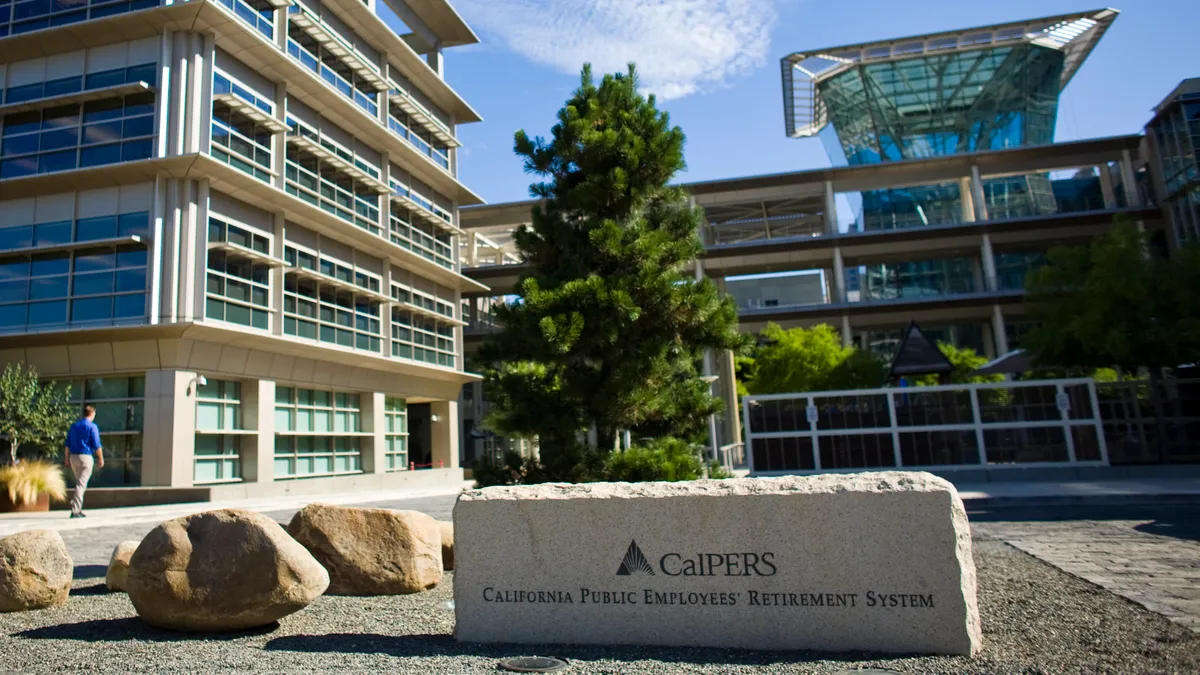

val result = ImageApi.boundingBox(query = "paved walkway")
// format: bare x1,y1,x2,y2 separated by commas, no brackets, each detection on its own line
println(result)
974,508,1200,634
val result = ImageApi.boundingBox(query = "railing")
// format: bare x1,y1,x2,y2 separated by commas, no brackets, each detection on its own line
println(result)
216,0,274,40
286,39,377,117
1094,378,1200,465
743,379,1109,474
387,114,451,171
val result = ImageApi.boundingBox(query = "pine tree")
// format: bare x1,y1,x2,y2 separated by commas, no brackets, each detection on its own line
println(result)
476,64,746,480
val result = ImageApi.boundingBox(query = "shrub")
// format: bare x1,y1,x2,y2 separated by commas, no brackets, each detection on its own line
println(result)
0,460,67,505
605,437,707,483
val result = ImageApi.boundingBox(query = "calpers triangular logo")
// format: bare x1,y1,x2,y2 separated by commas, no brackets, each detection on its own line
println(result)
616,540,655,576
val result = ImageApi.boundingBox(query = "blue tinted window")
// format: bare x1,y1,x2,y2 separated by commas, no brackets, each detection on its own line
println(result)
0,258,29,279
80,143,121,167
0,157,36,178
49,9,84,25
2,135,39,156
113,293,145,318
30,253,68,275
125,63,156,85
83,121,121,145
74,249,115,272
84,68,124,91
73,271,113,295
116,247,147,267
0,280,27,303
122,115,153,138
76,216,117,241
71,296,112,322
117,212,149,238
121,138,152,161
115,268,146,292
29,276,68,299
124,93,154,116
40,128,79,151
12,17,48,33
91,1,129,19
82,99,122,123
5,83,43,103
27,300,67,326
0,305,25,328
33,221,71,245
3,112,41,136
38,150,76,173
42,105,78,129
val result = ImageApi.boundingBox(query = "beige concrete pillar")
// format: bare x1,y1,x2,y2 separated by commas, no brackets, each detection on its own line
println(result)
841,315,852,347
241,378,275,484
980,234,997,292
982,323,996,359
1120,149,1140,207
959,176,976,223
991,305,1009,355
141,369,198,487
1098,164,1117,209
363,392,387,474
970,165,990,221
431,400,460,469
824,181,838,234
832,246,847,303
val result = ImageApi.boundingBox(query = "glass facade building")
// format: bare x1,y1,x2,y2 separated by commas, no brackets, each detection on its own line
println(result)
1147,79,1200,245
0,0,483,500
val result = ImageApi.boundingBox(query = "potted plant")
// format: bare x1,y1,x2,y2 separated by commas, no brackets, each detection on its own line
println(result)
0,363,76,513
0,461,67,512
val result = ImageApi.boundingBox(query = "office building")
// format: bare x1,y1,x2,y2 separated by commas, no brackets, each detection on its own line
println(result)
457,9,1184,462
0,0,485,502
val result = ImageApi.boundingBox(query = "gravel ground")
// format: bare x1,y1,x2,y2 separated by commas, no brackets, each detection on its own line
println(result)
0,540,1197,674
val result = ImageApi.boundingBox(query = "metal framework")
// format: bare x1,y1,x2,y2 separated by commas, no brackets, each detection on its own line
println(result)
781,9,1119,138
743,378,1109,475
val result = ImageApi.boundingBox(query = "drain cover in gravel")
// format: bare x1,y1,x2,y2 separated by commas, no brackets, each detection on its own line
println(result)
497,656,569,672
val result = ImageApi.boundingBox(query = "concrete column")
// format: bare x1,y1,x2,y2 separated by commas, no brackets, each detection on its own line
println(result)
1098,164,1117,209
271,214,286,335
274,5,288,50
719,349,740,447
959,176,976,223
970,165,990,221
832,246,847,303
980,234,997,292
364,392,387,474
141,369,198,487
1120,149,1140,207
468,231,479,267
841,315,852,347
241,378,275,484
426,48,444,78
982,323,996,359
991,305,1009,356
430,400,459,469
823,181,838,234
273,83,288,192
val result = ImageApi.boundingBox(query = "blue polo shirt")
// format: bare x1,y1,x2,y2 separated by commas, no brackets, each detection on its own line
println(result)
66,418,102,456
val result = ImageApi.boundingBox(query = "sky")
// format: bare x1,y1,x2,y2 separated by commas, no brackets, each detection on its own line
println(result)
430,0,1200,206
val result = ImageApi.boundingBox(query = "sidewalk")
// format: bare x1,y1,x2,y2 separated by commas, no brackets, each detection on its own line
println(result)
0,481,473,537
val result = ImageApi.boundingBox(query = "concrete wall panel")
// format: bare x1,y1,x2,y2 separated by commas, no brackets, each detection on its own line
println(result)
66,344,116,374
187,341,223,371
216,345,250,374
0,197,35,224
112,340,162,371
33,194,73,224
210,190,273,232
77,187,121,218
24,346,71,376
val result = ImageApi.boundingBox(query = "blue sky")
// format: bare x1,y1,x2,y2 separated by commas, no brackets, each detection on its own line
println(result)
433,0,1200,205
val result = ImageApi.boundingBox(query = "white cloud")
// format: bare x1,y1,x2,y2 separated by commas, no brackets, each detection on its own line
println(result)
455,0,780,99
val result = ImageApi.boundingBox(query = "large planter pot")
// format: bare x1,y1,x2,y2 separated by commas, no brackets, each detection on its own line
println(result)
0,490,51,513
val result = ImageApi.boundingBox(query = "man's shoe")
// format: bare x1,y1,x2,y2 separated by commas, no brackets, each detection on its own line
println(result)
69,512,86,518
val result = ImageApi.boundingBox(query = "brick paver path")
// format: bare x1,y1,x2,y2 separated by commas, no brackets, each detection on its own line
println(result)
973,517,1200,633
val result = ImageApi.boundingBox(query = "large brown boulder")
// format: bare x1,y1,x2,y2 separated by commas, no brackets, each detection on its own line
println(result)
126,509,329,631
287,503,442,595
438,521,454,571
0,529,73,612
105,540,139,592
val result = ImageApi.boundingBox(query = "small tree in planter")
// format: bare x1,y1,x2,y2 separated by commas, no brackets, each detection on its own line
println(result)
0,363,75,510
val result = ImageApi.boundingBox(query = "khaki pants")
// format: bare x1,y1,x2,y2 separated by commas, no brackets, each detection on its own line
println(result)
68,454,94,515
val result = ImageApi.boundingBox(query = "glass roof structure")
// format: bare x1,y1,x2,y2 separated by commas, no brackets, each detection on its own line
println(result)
781,9,1119,140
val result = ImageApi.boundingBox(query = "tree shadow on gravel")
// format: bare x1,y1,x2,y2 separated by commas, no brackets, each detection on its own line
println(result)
263,633,922,668
73,564,107,580
15,618,280,642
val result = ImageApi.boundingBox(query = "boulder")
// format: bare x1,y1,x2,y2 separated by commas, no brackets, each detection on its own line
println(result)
126,509,328,632
438,520,454,571
287,503,442,595
105,540,139,592
0,529,73,612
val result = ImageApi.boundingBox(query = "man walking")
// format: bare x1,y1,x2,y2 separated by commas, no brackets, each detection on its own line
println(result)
64,405,104,518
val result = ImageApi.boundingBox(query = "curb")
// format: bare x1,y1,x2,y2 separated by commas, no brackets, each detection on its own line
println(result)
963,493,1200,509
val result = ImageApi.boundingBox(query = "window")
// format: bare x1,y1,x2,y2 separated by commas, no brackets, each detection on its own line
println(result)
384,396,408,471
0,243,147,333
206,250,270,330
0,93,155,179
194,379,243,484
283,116,381,234
213,0,275,39
282,246,383,353
211,72,276,183
391,309,456,368
58,376,145,486
2,0,158,41
388,207,454,270
0,210,148,253
285,14,379,117
385,103,451,171
273,386,364,479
